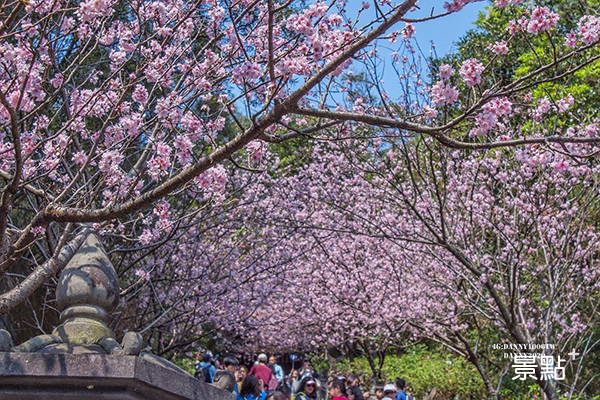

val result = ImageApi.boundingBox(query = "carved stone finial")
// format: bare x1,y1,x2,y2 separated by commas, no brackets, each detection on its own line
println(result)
13,233,175,371
52,233,120,345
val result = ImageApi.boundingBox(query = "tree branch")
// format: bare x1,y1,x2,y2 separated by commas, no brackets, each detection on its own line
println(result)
0,225,90,315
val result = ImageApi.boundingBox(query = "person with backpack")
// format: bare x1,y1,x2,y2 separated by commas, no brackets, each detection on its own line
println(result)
195,352,217,383
268,355,285,384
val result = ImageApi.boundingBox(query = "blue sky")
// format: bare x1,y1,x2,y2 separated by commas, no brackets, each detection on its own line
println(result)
347,1,488,56
239,2,491,113
339,1,489,104
404,1,488,56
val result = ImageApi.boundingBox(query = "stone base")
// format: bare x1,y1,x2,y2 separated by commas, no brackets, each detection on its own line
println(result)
0,352,233,400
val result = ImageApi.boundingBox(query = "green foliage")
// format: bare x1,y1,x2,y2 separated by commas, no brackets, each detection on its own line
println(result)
171,355,196,375
307,353,331,377
269,135,314,173
434,0,600,121
334,345,486,398
497,382,600,400
497,382,547,400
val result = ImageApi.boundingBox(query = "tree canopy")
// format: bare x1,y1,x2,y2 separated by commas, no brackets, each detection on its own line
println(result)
0,0,599,398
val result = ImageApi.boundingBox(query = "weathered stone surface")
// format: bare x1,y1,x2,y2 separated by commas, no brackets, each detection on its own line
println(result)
14,334,60,353
0,330,12,351
51,234,119,346
117,332,144,356
0,352,234,400
139,352,189,374
53,317,117,345
213,370,236,393
99,337,122,354
35,343,107,354
2,232,219,400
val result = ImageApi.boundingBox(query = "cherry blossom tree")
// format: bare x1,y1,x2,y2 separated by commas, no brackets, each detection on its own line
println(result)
363,136,600,399
123,114,597,397
0,0,429,318
190,132,598,398
1,2,600,397
1,0,599,316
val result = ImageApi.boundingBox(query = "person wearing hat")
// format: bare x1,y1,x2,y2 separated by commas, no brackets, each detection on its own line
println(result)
296,376,319,400
249,353,274,389
328,378,348,400
195,352,217,383
382,384,396,400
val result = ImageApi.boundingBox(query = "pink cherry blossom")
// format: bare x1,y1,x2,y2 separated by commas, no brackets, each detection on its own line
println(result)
530,97,552,122
469,111,498,137
232,62,262,84
132,85,148,104
494,0,523,8
430,80,459,106
483,97,512,116
526,6,559,35
438,64,455,80
488,41,508,55
50,73,64,88
459,58,484,87
443,0,475,12
578,15,600,45
402,23,415,41
0,6,599,396
77,0,114,23
556,94,574,113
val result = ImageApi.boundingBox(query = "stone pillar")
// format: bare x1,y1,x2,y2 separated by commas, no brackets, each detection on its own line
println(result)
0,233,233,400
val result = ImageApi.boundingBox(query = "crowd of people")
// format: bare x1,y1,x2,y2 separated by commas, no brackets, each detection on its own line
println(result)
194,352,413,400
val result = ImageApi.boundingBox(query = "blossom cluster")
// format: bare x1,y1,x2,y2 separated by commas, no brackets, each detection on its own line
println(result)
459,58,485,87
